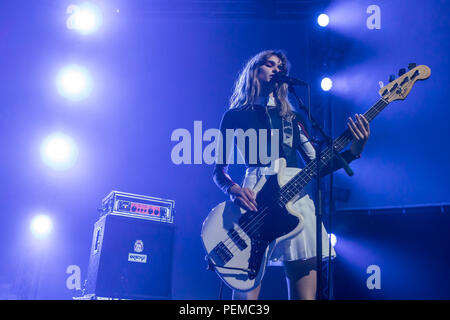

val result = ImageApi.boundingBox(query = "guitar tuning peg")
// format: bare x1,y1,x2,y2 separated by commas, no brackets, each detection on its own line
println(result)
398,68,406,77
378,81,384,89
388,74,395,82
408,63,417,70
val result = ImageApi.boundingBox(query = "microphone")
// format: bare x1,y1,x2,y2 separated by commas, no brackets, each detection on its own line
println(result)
273,74,308,86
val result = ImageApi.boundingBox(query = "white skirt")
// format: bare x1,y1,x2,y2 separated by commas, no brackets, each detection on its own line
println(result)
242,165,336,263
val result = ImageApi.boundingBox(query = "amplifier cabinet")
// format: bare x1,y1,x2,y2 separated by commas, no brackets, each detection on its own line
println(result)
85,214,175,299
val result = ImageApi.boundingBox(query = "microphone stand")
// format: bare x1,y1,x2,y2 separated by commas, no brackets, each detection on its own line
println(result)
288,84,353,300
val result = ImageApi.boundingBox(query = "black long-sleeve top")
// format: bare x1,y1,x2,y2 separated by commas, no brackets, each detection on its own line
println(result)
213,103,358,195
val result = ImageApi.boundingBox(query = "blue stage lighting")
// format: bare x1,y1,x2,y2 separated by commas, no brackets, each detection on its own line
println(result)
56,64,93,101
30,215,53,238
321,77,333,91
66,2,103,35
40,132,79,171
317,13,329,27
329,233,337,247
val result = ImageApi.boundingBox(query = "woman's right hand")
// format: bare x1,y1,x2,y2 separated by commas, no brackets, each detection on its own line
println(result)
229,184,258,212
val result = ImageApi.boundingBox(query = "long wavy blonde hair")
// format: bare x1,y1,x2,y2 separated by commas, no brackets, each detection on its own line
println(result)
229,50,295,119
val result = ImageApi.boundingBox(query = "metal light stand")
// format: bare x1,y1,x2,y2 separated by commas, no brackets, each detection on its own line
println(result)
288,85,352,300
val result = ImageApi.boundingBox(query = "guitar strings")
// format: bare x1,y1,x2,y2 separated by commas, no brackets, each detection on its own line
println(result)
215,98,389,261
217,98,387,259
236,97,388,235
234,99,387,245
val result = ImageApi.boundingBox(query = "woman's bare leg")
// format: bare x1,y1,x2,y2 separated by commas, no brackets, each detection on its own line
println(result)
232,283,262,300
286,270,317,300
284,258,318,300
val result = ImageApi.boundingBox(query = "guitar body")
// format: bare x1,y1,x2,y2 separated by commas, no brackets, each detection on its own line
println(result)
201,158,305,292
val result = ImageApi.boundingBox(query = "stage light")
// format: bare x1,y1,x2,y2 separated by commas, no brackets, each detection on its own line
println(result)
317,14,329,27
40,132,79,171
321,77,333,91
30,215,53,238
56,64,93,101
329,233,337,247
66,2,103,35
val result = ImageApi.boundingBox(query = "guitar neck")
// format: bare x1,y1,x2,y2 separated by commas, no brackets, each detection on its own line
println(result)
329,97,388,152
279,98,389,206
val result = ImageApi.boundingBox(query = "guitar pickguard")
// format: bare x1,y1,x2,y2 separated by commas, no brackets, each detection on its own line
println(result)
237,174,300,277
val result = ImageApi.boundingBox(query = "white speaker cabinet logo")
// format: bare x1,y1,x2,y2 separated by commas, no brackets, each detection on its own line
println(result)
134,240,144,253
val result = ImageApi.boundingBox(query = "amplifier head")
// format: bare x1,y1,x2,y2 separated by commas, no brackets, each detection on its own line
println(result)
100,191,175,223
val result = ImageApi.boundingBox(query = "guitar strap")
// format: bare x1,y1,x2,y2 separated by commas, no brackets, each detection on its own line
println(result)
281,116,308,199
281,116,293,150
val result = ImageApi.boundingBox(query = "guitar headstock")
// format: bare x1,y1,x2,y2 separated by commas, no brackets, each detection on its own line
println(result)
379,65,431,103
